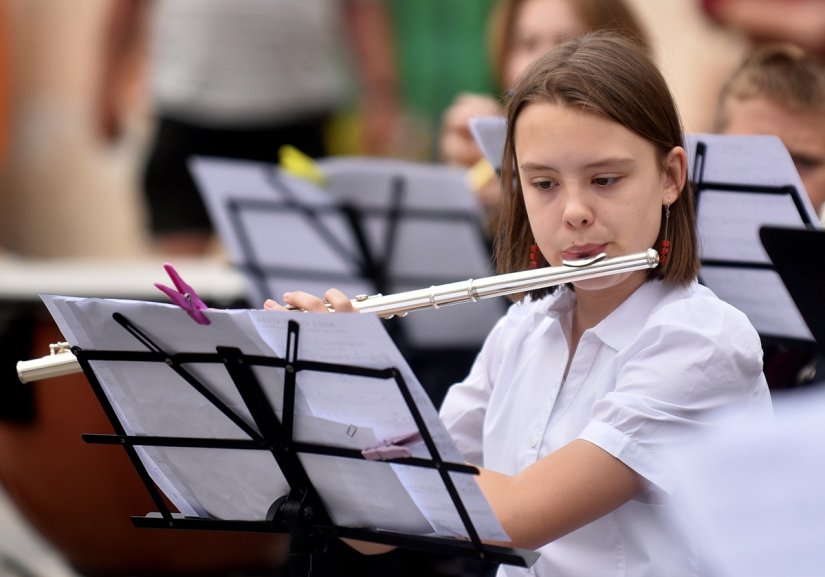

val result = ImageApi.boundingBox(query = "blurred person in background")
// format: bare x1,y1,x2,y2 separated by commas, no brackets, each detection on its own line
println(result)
714,43,825,221
97,0,400,256
438,0,649,228
0,0,8,171
701,0,825,55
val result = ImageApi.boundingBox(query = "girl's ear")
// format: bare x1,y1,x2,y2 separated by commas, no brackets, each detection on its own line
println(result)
662,146,687,205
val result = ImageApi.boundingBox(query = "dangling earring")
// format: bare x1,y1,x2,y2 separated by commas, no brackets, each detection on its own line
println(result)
529,244,540,269
659,204,671,266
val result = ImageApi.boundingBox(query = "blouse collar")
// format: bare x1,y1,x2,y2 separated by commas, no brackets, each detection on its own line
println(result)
540,281,686,351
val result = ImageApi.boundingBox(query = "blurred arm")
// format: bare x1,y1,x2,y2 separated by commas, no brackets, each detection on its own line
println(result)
705,0,825,53
96,0,148,142
0,0,10,165
343,0,400,155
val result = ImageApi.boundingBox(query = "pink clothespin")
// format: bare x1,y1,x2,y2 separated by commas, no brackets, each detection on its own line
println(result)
155,263,211,325
362,431,422,461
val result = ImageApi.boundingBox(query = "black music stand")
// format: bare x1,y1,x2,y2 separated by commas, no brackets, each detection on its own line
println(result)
67,308,538,577
688,134,820,344
760,226,825,353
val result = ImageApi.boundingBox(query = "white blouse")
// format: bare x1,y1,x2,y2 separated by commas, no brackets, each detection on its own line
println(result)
439,280,772,577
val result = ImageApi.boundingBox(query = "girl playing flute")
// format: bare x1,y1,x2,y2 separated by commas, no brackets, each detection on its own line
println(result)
266,32,771,577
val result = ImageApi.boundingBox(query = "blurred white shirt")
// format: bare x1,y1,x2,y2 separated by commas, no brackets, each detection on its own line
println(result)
149,0,354,125
674,385,825,577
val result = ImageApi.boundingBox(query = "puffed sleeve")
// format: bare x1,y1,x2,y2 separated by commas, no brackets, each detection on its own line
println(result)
579,295,771,500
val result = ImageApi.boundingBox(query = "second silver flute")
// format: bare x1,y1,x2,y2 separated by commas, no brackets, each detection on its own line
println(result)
17,249,659,383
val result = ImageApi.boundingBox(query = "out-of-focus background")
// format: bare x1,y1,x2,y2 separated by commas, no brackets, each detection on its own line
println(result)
0,0,746,258
0,0,148,257
0,1,768,577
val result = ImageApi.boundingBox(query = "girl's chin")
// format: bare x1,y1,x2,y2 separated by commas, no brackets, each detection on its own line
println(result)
570,271,635,292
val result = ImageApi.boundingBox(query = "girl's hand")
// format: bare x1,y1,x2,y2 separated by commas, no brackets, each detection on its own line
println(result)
263,288,356,313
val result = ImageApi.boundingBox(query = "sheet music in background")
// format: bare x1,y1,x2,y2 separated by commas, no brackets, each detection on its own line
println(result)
316,156,506,347
41,295,509,542
686,133,821,341
189,157,375,305
469,116,507,173
190,155,506,348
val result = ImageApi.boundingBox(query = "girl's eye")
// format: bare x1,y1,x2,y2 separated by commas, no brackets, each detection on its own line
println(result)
593,176,620,187
531,180,554,190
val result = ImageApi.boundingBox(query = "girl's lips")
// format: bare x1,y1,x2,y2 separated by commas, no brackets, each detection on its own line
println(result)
561,244,607,260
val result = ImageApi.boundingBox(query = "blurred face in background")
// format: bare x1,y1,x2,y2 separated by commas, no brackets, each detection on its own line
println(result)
504,0,585,88
721,96,825,218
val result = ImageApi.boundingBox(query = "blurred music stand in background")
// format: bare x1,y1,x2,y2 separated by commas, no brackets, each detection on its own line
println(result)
687,133,822,346
189,156,505,406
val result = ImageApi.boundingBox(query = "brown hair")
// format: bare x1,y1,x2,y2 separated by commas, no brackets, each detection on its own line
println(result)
495,32,699,300
488,0,650,90
714,43,825,131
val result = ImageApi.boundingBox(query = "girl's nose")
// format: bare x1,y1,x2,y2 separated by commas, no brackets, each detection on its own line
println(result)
562,189,593,228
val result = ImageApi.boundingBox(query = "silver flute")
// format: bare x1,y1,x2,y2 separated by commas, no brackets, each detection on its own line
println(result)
16,249,658,383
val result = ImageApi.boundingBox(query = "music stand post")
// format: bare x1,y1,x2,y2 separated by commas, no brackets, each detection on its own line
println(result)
72,311,538,576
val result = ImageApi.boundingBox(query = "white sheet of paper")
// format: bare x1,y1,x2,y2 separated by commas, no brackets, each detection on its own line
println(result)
698,267,812,340
391,466,509,541
688,133,816,205
698,190,813,263
41,295,508,541
189,156,505,347
469,116,506,173
247,309,465,457
686,133,821,341
294,418,432,533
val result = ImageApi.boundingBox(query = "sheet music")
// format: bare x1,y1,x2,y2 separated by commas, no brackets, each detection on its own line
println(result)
699,268,812,341
189,155,505,348
469,116,507,173
188,157,373,303
41,295,509,542
698,191,812,263
686,133,820,341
